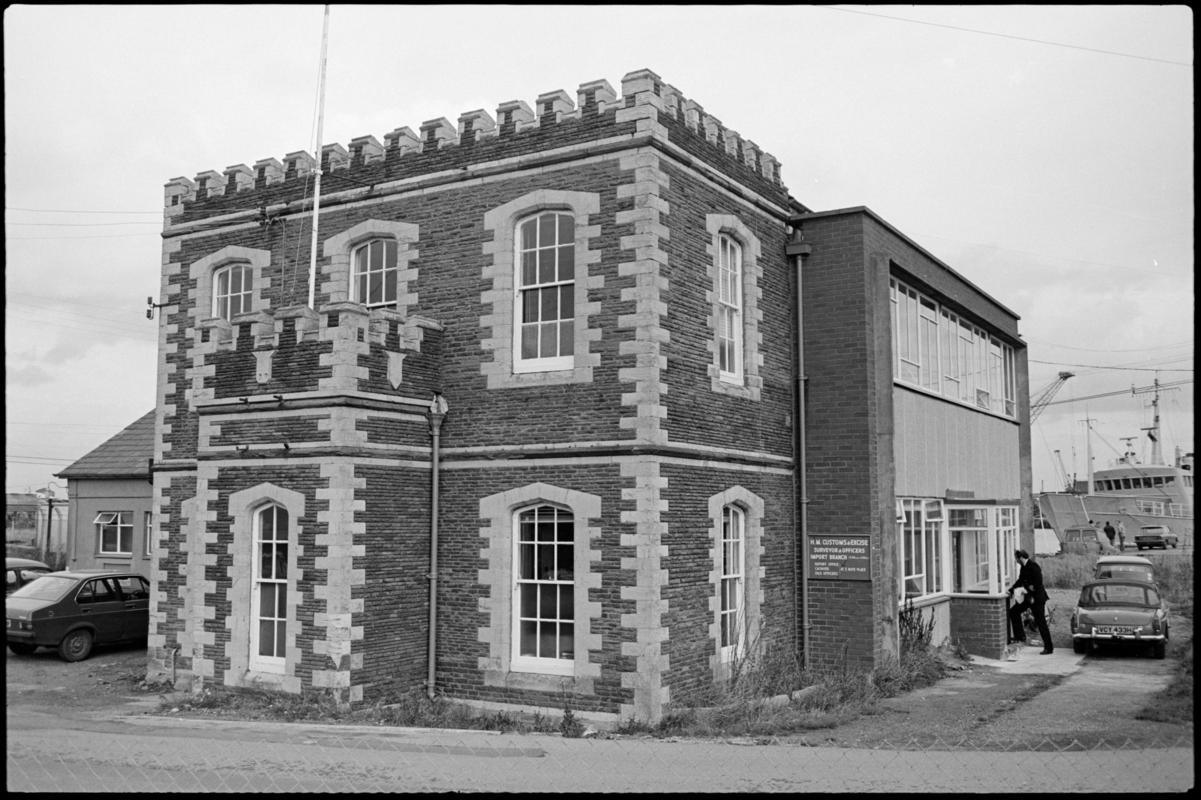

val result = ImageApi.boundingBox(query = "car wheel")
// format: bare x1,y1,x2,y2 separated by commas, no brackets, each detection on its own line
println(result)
58,629,94,662
1072,639,1087,655
1152,641,1166,659
7,642,37,656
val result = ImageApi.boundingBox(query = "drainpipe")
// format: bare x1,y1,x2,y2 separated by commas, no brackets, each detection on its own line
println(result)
426,392,449,699
786,226,812,670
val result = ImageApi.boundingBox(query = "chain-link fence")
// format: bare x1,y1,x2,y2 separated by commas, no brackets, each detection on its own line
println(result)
6,724,1193,793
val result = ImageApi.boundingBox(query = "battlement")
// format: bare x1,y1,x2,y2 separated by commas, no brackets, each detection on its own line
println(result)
163,68,786,215
197,303,444,401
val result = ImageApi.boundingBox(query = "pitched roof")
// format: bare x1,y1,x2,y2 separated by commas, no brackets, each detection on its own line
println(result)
55,411,156,479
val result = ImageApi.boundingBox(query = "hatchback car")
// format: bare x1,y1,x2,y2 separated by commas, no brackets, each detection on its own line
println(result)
1094,554,1155,584
5,557,52,595
6,570,150,661
1134,525,1178,550
1071,579,1170,658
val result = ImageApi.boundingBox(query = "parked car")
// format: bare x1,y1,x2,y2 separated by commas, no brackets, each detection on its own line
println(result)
1094,554,1155,584
5,557,52,595
1059,525,1105,555
1133,525,1178,550
1071,579,1170,658
6,570,150,661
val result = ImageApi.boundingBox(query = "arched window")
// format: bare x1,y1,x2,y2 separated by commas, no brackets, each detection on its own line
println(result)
251,503,289,671
716,234,743,381
351,238,399,307
719,504,745,660
515,212,575,370
513,504,575,670
213,263,253,320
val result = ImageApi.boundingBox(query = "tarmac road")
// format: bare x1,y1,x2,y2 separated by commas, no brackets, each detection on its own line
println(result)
5,634,1194,793
4,702,1195,793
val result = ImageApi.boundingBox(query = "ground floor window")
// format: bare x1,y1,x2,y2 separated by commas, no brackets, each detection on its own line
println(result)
251,503,289,672
900,499,1019,600
898,498,943,600
95,511,133,555
512,504,574,673
719,504,746,661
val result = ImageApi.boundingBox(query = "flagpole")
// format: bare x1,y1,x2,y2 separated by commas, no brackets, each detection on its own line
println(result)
307,5,330,310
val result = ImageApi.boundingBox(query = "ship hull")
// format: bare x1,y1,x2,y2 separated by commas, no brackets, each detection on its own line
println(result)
1038,492,1193,549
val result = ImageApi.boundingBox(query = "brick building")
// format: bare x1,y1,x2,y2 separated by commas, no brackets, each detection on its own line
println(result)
147,68,1031,723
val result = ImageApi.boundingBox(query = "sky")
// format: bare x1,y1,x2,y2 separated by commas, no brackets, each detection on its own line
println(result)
4,4,1193,498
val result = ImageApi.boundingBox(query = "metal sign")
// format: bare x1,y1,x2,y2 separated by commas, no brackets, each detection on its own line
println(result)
808,535,870,580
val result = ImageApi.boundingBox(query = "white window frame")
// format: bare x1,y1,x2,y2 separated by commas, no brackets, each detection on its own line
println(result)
212,262,254,320
95,511,133,555
513,211,576,373
144,511,153,557
350,237,400,308
943,503,1020,596
898,498,946,601
511,503,575,676
716,234,743,383
251,503,289,674
889,277,1018,420
718,504,746,662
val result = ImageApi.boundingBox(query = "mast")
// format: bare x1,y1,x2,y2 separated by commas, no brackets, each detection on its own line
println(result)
1082,415,1095,495
1140,377,1164,465
307,5,330,310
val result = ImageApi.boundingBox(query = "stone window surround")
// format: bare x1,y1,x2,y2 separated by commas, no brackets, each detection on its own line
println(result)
224,483,306,692
481,190,603,389
322,219,420,318
708,486,765,680
478,483,602,694
706,215,763,402
189,245,272,326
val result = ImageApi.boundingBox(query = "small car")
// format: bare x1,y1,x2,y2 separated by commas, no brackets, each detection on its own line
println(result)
1094,554,1155,584
1059,525,1106,555
1133,525,1178,550
5,557,52,595
1071,579,1170,659
6,569,150,661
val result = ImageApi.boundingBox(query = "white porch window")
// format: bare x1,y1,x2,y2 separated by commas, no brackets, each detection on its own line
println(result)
948,504,1019,595
898,498,943,600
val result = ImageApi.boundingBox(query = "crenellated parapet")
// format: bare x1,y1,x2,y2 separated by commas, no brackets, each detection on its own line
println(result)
164,69,786,212
202,303,443,402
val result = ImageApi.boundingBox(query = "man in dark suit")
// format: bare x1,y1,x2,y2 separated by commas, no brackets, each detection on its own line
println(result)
1007,549,1053,654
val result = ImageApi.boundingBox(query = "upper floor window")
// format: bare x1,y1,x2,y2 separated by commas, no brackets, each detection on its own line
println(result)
144,511,153,557
515,212,575,371
716,234,743,382
95,511,133,555
351,238,399,307
213,263,253,320
890,277,1018,419
512,504,575,674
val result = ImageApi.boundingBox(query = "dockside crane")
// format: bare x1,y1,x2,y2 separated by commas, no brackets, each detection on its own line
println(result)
1030,371,1074,423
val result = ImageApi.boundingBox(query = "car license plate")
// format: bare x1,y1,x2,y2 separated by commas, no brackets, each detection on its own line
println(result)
1095,626,1134,635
